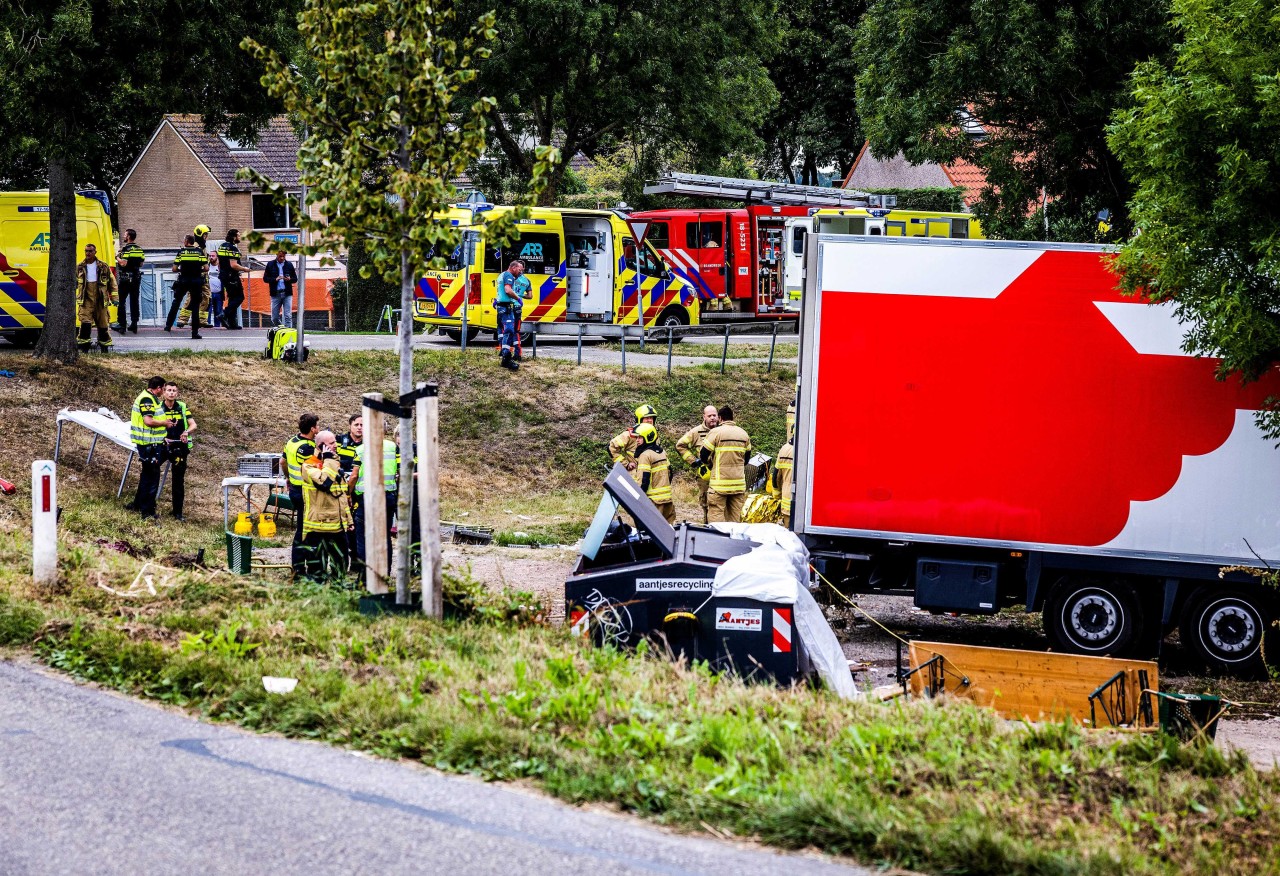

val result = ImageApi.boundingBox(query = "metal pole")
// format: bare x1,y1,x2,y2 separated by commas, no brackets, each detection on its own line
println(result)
460,297,469,353
667,326,674,377
87,435,99,464
531,326,537,359
295,126,308,361
577,324,583,365
362,393,388,594
620,328,626,375
416,381,442,618
767,322,778,372
721,324,730,374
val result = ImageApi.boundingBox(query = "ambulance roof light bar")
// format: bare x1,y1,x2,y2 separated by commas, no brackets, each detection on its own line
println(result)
643,173,875,208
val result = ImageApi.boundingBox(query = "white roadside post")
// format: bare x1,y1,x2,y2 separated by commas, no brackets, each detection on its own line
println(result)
362,393,389,594
32,460,57,585
415,381,442,617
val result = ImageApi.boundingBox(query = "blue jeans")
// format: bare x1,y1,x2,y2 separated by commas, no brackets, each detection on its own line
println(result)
497,305,517,356
208,292,224,328
270,293,293,328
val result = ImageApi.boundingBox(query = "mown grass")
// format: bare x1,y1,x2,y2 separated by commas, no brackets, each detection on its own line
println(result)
600,340,800,361
2,520,1278,875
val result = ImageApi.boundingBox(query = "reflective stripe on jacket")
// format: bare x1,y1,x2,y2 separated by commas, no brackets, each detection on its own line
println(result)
283,434,317,486
775,441,794,515
675,423,709,466
301,458,349,533
637,447,673,504
608,429,639,465
130,390,166,445
701,420,751,495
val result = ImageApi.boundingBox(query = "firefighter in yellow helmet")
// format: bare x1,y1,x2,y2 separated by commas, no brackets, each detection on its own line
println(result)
608,403,657,471
699,404,751,523
634,423,675,524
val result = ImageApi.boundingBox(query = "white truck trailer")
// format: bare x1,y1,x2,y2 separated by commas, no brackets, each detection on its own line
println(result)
793,235,1280,675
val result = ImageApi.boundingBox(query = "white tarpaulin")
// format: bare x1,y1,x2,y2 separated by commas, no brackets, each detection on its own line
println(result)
711,523,859,699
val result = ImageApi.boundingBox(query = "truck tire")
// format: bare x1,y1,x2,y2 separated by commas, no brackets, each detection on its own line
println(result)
10,329,39,348
1043,577,1142,657
442,327,479,344
1180,589,1272,677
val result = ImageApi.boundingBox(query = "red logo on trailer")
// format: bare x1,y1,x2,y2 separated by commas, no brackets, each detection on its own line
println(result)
810,249,1280,547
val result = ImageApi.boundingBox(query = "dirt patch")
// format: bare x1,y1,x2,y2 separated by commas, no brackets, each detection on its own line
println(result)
1217,717,1280,770
444,544,575,623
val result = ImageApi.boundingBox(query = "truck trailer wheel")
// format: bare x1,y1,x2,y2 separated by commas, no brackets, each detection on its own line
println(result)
1180,590,1272,677
1044,577,1141,657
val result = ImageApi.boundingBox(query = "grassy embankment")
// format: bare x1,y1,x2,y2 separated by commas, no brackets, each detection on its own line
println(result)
0,348,1277,875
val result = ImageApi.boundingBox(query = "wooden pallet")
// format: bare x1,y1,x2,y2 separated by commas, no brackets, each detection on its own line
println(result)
906,640,1159,728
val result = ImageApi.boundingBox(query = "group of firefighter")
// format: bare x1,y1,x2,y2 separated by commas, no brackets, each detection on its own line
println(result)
608,398,795,526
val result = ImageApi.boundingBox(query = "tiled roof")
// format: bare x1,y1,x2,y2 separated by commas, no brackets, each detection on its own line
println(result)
940,157,988,208
842,143,952,191
166,114,301,192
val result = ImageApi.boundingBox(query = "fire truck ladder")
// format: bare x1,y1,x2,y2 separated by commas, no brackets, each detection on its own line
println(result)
642,173,875,208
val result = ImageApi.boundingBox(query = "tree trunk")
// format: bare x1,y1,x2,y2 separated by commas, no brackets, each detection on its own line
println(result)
34,159,80,363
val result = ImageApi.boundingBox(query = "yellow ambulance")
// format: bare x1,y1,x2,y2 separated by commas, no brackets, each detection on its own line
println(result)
0,190,116,346
414,205,699,342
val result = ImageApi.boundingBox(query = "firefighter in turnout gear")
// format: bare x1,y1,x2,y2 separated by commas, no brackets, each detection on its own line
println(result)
772,438,794,521
634,423,675,524
699,405,751,523
166,234,206,337
676,404,718,523
283,413,320,572
298,431,352,579
608,403,657,471
114,229,145,334
76,243,118,352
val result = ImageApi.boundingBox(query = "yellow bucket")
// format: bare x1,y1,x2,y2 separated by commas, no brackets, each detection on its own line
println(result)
258,514,277,538
233,512,253,536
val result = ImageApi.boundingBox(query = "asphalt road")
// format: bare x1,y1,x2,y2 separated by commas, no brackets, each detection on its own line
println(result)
0,326,797,370
0,660,864,876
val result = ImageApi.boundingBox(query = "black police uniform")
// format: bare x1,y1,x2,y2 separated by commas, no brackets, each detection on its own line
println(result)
218,240,246,329
116,242,145,332
167,245,206,337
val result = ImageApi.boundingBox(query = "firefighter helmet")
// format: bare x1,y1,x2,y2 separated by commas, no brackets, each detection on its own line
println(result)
633,403,657,424
193,224,210,237
635,423,658,444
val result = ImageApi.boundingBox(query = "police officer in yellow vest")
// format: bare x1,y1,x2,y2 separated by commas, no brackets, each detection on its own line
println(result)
634,423,676,524
699,405,752,523
159,380,197,522
298,430,352,580
347,429,398,569
676,404,718,523
126,376,168,520
283,413,319,570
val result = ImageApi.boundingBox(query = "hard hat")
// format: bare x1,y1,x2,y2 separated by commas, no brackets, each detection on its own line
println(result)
634,403,657,423
193,224,210,237
635,423,657,444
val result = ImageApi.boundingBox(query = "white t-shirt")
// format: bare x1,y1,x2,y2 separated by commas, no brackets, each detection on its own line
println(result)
209,273,222,297
86,262,98,282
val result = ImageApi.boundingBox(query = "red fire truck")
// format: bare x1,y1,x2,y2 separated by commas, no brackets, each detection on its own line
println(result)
793,234,1280,676
635,174,973,322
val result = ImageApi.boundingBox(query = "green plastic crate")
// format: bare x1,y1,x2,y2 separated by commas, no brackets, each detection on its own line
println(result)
1157,692,1223,741
225,530,253,574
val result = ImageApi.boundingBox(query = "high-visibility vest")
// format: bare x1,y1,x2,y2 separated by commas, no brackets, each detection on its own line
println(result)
637,448,673,504
283,434,317,487
130,390,166,446
354,439,398,494
701,420,751,495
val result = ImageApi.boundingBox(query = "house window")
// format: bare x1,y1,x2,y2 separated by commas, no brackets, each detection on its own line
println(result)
220,135,260,153
252,192,302,231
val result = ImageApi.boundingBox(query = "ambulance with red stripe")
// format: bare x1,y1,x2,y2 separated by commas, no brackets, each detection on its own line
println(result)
414,205,698,342
1,190,115,347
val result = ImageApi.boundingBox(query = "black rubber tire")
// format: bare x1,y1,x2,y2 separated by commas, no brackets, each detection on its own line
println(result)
10,329,40,348
655,307,689,343
1180,589,1272,677
1043,577,1142,657
441,327,479,344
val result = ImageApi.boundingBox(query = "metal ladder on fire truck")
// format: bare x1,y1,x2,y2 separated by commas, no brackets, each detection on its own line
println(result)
641,173,896,314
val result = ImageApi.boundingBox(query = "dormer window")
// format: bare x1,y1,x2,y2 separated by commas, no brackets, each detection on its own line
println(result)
220,135,259,153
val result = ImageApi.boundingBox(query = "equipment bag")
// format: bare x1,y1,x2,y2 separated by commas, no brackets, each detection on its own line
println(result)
270,328,298,360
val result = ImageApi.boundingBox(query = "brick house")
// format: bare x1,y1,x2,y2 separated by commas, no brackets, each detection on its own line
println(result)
842,140,988,209
117,113,315,251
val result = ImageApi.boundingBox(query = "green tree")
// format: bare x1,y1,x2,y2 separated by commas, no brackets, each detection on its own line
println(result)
0,0,296,362
761,0,866,185
457,0,780,204
852,0,1172,239
242,0,554,606
1109,0,1280,427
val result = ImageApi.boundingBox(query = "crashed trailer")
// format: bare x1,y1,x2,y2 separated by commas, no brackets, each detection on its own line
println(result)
566,463,811,685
